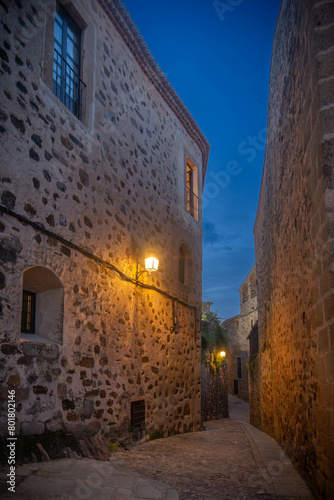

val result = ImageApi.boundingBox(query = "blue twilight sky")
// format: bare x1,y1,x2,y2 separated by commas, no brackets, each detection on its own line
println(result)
121,0,281,320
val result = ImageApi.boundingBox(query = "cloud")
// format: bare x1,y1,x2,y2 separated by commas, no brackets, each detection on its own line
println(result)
203,220,221,244
203,220,242,252
203,284,235,294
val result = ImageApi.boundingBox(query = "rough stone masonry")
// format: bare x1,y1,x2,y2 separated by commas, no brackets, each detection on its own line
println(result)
252,0,334,498
223,263,258,403
0,0,209,442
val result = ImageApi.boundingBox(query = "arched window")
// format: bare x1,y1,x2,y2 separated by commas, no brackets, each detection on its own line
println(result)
241,283,248,303
250,273,257,298
179,246,185,283
21,266,64,344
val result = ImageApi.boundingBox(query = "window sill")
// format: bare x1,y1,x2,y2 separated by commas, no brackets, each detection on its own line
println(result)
39,80,87,127
20,333,60,346
20,335,61,360
185,210,199,223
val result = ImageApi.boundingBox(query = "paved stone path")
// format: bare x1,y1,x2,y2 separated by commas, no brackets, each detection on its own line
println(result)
228,396,314,500
0,459,178,500
0,396,314,499
110,398,313,499
111,419,273,499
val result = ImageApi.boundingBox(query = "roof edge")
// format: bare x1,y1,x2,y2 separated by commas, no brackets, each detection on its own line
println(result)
221,314,240,326
97,0,210,183
238,263,256,292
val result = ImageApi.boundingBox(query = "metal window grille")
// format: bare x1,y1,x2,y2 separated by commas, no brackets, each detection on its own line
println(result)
234,379,239,395
237,357,242,379
53,3,85,119
21,290,36,334
187,187,198,218
131,400,145,439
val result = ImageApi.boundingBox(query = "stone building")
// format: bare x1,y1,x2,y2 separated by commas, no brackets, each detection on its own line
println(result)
0,0,209,441
252,0,334,497
202,301,213,314
223,264,257,402
201,302,228,421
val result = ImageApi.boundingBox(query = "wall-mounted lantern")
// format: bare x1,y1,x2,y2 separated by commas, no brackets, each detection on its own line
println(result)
144,257,159,273
219,351,226,358
136,256,159,281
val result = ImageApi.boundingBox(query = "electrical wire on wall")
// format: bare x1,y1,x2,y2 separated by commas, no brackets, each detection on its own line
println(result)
0,205,199,337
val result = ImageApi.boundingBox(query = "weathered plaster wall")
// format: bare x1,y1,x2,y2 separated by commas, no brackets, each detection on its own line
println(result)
0,0,206,440
252,0,334,496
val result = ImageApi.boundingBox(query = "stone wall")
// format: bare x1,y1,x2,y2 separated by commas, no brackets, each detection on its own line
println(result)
223,316,240,396
0,0,208,441
201,363,228,422
223,264,257,402
252,0,334,497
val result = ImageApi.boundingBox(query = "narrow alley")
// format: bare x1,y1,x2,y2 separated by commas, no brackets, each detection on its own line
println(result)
0,396,314,500
1,0,334,498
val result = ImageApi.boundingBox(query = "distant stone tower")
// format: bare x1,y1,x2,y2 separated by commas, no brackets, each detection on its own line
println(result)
223,264,257,402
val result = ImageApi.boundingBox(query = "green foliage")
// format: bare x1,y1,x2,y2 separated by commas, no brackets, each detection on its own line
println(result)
108,440,119,452
247,353,258,376
201,309,228,374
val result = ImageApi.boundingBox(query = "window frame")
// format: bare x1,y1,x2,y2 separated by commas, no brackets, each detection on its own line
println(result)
20,266,64,345
53,2,85,119
186,159,199,220
40,0,95,128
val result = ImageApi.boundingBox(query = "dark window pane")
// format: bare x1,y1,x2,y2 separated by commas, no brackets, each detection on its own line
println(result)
54,21,62,47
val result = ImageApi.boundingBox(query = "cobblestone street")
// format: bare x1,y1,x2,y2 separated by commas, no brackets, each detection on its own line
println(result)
108,396,314,500
111,419,274,499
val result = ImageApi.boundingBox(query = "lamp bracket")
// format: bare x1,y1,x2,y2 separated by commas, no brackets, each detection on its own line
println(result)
136,260,150,281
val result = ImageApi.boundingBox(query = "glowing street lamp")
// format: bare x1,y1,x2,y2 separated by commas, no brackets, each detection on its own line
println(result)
219,351,226,358
144,257,159,273
136,255,159,280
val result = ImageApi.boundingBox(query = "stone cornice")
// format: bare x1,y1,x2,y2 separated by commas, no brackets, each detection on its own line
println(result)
97,0,210,183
